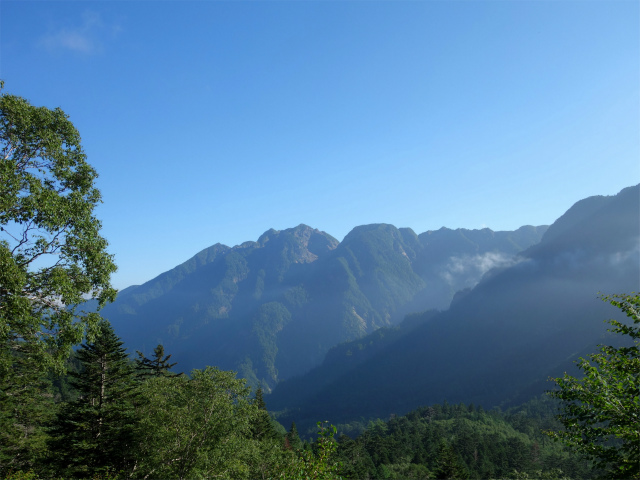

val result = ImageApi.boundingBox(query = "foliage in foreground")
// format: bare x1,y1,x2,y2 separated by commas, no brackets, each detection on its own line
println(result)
3,299,637,480
0,82,116,475
546,293,640,479
0,81,117,375
1,317,343,479
47,321,139,477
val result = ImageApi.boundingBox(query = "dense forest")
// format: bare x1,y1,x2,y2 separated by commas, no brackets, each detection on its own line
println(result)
0,322,606,478
2,292,639,479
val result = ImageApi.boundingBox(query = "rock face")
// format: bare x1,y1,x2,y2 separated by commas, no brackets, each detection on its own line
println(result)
268,185,640,430
104,221,547,391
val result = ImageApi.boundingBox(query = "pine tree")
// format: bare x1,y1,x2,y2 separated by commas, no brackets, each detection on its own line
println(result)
434,441,469,479
252,386,278,441
135,343,180,379
0,341,55,476
48,320,139,477
286,421,303,450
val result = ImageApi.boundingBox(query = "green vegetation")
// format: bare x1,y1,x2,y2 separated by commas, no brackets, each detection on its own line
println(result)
47,321,139,477
101,217,548,392
0,82,117,374
135,343,180,378
546,293,640,479
334,399,595,480
0,83,116,474
135,366,260,478
0,351,613,480
1,320,346,479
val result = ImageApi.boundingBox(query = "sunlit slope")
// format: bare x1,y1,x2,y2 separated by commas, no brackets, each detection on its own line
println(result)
269,185,639,427
104,222,547,390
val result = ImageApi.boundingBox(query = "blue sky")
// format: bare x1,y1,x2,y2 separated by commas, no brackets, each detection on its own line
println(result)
1,1,638,290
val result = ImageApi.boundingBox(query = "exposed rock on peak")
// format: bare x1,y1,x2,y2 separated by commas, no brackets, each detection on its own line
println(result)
104,220,547,391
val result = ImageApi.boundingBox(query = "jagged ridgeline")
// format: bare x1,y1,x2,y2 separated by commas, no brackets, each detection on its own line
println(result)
269,185,640,432
104,223,547,390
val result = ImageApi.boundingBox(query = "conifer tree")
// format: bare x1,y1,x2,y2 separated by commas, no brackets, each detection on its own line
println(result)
286,421,303,450
48,320,139,477
434,441,469,479
135,343,179,379
252,386,278,441
0,342,55,476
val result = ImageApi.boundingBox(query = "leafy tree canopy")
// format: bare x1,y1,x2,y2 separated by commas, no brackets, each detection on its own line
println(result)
0,82,117,374
546,293,640,479
135,366,260,479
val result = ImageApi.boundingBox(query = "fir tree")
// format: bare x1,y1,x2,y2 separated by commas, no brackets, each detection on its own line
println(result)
135,343,180,379
48,320,139,477
286,421,303,450
0,341,55,476
252,386,278,441
434,441,470,480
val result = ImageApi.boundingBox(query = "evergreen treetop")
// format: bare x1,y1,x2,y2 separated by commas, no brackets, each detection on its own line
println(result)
48,320,139,477
135,343,180,379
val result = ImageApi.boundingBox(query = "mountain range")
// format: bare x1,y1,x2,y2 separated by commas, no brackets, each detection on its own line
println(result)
104,184,638,432
267,185,640,432
104,219,547,390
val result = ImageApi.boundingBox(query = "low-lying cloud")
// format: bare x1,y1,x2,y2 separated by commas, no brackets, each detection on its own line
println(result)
440,252,523,289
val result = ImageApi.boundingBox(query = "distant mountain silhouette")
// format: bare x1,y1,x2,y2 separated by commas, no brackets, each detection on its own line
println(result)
268,185,640,431
104,222,546,390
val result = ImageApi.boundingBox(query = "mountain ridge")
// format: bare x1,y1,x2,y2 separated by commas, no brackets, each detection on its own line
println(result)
267,184,640,430
104,222,547,390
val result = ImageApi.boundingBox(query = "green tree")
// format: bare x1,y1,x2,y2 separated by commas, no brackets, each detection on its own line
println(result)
134,366,260,479
252,386,279,441
0,83,117,372
48,320,139,477
433,441,469,479
286,421,303,450
0,341,55,476
293,421,343,480
0,83,116,476
546,293,640,479
135,343,179,379
495,469,572,480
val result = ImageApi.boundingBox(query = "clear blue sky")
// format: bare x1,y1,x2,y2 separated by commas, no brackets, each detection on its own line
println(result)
1,1,638,290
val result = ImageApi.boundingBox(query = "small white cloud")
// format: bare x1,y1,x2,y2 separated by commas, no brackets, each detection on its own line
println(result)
41,30,95,54
38,11,118,55
607,242,640,266
440,252,523,289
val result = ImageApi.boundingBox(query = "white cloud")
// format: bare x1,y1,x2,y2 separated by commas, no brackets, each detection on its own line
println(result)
41,30,95,54
441,252,523,289
38,11,118,55
606,242,640,267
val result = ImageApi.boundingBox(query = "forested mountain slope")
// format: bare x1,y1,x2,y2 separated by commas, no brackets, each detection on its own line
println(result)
268,185,640,428
335,397,597,479
104,223,546,390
